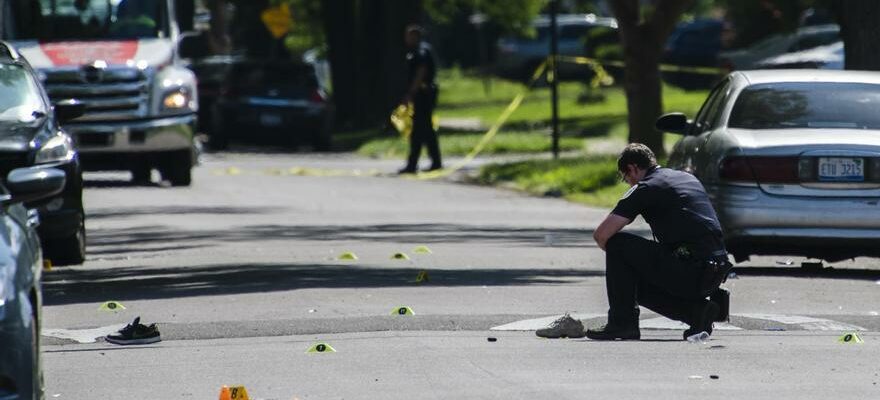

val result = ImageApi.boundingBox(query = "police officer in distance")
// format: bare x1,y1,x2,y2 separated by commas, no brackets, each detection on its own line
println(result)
586,143,731,340
398,24,442,174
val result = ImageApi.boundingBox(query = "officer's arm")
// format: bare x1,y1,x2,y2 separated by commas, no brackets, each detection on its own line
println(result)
593,213,632,251
404,66,428,103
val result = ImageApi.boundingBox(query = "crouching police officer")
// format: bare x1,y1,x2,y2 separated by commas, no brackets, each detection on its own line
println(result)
587,143,731,341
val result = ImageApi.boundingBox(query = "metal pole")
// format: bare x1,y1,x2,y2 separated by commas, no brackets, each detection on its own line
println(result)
549,0,560,159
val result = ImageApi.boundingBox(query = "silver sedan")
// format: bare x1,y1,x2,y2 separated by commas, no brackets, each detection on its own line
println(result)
656,70,880,263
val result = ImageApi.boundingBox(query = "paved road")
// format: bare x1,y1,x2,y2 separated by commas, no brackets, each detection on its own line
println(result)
40,151,880,399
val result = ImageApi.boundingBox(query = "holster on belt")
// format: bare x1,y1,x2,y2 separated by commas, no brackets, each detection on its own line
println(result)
699,256,733,296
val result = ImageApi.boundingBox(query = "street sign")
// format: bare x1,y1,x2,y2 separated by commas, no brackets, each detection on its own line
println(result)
261,3,292,39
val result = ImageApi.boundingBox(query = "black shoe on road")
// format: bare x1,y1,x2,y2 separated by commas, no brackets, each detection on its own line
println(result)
683,301,719,340
586,324,640,341
397,167,417,175
105,317,161,345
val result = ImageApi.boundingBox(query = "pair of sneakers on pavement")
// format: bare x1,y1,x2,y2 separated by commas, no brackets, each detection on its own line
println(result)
105,317,162,345
536,301,719,341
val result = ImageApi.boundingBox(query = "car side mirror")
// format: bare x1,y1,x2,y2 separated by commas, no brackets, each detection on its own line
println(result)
178,31,210,60
2,167,66,205
53,100,86,123
655,112,689,134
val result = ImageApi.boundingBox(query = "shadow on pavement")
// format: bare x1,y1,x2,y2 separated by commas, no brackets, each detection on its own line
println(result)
42,263,603,306
731,265,880,281
87,205,285,221
85,223,633,249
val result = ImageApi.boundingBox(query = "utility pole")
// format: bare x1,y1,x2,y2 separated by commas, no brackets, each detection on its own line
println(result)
549,0,560,159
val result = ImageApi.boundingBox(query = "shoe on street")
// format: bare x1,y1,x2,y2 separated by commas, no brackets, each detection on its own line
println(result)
105,317,161,345
536,313,586,338
586,324,640,341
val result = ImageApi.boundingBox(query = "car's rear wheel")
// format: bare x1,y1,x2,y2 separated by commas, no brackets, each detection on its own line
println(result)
159,150,193,187
130,165,151,184
43,217,86,266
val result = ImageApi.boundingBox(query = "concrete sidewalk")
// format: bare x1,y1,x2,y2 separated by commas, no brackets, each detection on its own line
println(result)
44,330,879,400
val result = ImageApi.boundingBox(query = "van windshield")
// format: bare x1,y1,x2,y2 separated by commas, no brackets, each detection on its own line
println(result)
0,64,45,123
9,0,169,41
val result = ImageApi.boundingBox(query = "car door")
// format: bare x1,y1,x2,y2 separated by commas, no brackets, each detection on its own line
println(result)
674,78,731,176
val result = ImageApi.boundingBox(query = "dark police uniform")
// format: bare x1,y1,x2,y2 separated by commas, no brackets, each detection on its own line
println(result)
605,165,730,328
403,42,441,171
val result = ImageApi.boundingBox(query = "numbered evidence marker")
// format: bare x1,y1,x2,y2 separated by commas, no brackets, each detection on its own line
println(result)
415,270,429,283
838,332,865,344
98,301,126,311
218,385,250,400
392,306,415,316
391,252,410,260
338,252,358,261
412,246,432,254
307,342,337,353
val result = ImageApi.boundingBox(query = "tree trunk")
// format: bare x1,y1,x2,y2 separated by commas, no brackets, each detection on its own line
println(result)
621,28,664,156
610,0,693,158
833,0,880,70
323,0,422,129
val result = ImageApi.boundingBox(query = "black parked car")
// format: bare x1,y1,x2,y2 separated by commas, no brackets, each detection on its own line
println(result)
0,43,86,265
209,60,333,150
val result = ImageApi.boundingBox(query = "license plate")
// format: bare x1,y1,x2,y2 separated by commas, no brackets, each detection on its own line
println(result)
259,113,282,127
818,157,864,182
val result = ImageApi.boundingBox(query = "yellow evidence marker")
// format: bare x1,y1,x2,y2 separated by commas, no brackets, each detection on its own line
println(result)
338,252,358,261
415,270,429,283
392,306,415,316
43,259,53,271
838,333,864,344
218,385,250,400
98,301,126,311
307,342,336,353
391,252,410,260
413,246,432,254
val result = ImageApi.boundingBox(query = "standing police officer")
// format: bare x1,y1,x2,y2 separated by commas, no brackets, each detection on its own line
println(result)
587,143,731,340
398,24,442,174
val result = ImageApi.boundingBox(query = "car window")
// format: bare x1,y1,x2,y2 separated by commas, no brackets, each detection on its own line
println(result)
559,25,588,40
729,82,880,130
0,63,45,122
690,79,729,134
790,31,840,52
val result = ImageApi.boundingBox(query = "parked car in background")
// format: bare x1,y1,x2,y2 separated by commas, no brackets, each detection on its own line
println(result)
718,24,839,71
657,70,880,263
209,60,333,150
494,14,617,81
754,41,843,70
661,19,724,90
0,166,67,400
0,43,86,265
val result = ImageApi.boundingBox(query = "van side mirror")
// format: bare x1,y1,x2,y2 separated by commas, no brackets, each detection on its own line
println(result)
655,112,689,134
178,31,210,60
53,100,86,122
2,167,66,205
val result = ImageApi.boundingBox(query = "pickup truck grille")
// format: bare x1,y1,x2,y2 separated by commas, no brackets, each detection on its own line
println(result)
43,67,150,121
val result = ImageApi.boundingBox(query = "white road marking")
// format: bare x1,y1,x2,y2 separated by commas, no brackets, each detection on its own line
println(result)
490,313,604,331
639,317,741,331
42,324,126,344
738,313,866,331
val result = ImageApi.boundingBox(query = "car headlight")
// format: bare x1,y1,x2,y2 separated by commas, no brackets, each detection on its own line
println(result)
35,134,75,164
162,88,192,111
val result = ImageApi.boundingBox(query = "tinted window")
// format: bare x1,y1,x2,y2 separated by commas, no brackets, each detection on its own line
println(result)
729,82,880,129
0,64,44,122
10,0,169,40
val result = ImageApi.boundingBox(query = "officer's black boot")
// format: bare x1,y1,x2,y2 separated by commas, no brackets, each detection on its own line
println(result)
710,288,730,322
587,314,640,341
683,300,719,340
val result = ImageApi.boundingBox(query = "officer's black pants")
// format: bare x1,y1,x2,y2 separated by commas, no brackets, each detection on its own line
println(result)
405,89,442,170
604,232,710,327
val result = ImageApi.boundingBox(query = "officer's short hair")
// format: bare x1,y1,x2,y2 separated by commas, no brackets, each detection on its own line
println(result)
617,143,657,172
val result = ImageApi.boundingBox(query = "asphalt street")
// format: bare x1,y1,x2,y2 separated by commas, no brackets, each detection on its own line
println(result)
40,150,880,399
